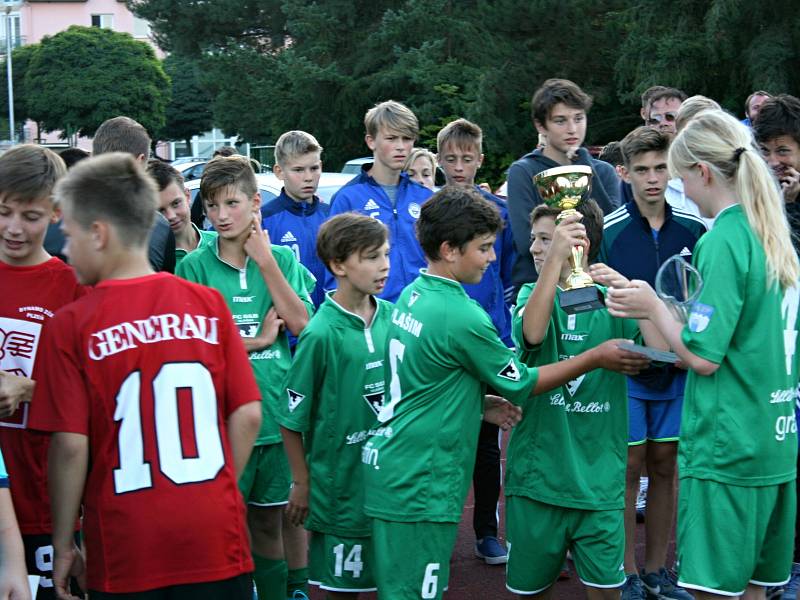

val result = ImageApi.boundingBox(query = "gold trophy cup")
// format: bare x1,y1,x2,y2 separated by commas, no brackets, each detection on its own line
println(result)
533,165,605,314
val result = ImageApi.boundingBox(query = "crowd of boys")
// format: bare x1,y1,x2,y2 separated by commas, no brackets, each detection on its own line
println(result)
0,76,798,600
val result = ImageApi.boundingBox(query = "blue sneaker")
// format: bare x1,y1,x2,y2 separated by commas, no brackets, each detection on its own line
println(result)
621,573,646,600
474,536,508,565
641,567,693,599
782,562,800,600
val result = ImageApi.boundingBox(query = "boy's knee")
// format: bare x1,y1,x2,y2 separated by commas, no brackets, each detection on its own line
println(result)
646,443,678,479
248,505,284,545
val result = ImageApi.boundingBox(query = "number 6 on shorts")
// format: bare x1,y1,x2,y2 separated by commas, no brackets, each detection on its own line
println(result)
421,562,439,599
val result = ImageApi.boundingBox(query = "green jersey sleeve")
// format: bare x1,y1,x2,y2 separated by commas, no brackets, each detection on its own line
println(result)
455,301,538,405
277,326,325,433
681,232,744,363
273,245,315,316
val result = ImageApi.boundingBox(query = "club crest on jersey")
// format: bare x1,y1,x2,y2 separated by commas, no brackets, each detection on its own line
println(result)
498,359,521,382
408,202,421,219
566,374,585,397
287,389,305,412
408,291,420,307
688,302,714,333
363,392,384,416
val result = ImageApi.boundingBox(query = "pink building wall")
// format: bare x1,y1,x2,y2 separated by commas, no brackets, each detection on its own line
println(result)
20,0,150,46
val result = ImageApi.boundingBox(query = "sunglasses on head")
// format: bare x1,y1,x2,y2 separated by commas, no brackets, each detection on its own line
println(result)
646,112,678,126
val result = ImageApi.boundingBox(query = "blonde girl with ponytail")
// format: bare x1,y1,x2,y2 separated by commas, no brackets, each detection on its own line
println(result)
606,109,800,600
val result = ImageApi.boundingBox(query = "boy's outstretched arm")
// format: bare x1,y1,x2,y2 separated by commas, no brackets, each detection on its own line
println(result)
0,488,30,600
589,263,669,351
226,401,261,478
244,215,309,336
607,281,719,375
533,339,650,395
523,214,587,346
280,427,310,527
48,432,88,600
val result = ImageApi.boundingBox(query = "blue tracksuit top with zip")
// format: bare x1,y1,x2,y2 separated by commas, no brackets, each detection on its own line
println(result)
326,167,433,302
461,188,516,347
598,198,707,400
597,199,707,286
261,190,330,308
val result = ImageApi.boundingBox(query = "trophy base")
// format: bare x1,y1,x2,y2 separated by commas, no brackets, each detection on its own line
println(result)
559,285,605,315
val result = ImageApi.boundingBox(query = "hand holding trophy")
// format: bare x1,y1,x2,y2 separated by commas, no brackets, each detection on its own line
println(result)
533,165,605,314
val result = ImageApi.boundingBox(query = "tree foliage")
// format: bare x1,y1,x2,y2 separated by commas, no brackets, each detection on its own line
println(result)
24,26,169,138
157,54,213,147
130,0,800,185
0,43,39,136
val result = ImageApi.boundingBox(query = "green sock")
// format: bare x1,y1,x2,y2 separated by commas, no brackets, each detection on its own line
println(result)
286,566,309,596
252,553,287,600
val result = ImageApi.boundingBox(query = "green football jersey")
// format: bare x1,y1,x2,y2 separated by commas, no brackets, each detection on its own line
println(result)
278,293,392,537
363,272,538,523
174,225,217,267
177,239,315,445
507,283,638,510
680,204,799,486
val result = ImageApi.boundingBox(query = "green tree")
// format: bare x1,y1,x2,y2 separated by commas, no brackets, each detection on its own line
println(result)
158,54,214,148
0,43,40,138
127,0,287,54
24,26,170,139
614,0,800,114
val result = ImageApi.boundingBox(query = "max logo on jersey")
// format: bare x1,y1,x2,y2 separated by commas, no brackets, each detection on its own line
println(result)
287,389,305,412
408,291,420,307
679,247,692,257
498,359,521,381
281,231,297,243
363,392,384,416
364,199,380,211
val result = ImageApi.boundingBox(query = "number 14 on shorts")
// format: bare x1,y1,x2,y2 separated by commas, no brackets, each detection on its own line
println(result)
333,543,364,578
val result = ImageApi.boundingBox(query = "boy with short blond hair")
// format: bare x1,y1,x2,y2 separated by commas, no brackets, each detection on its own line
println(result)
436,117,516,564
326,100,432,302
177,154,315,600
0,144,85,600
146,159,216,266
280,212,391,599
29,152,263,599
261,130,330,308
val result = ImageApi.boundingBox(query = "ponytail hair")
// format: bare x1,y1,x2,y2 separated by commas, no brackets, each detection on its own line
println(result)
668,109,799,289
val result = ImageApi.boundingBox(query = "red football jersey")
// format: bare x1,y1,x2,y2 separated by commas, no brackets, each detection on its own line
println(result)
29,273,258,593
0,258,85,534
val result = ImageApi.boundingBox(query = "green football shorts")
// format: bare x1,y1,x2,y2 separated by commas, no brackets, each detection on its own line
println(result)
308,531,376,593
676,477,796,595
238,442,290,506
372,519,458,600
506,495,625,593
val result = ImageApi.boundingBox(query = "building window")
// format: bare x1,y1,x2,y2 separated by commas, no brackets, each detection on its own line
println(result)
91,14,114,29
132,16,150,38
2,13,21,50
